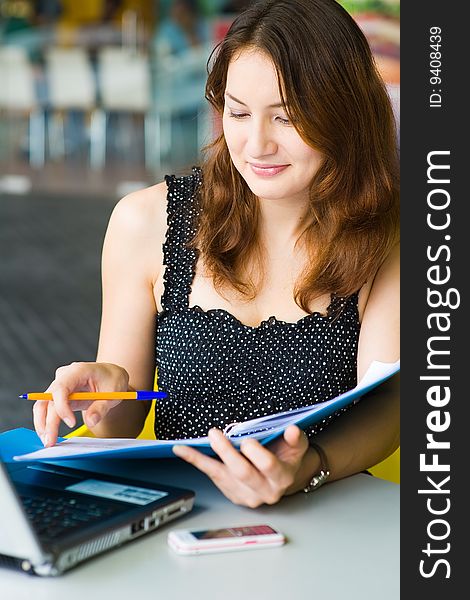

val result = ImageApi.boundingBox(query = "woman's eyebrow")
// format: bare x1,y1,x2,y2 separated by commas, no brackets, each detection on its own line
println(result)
225,92,284,109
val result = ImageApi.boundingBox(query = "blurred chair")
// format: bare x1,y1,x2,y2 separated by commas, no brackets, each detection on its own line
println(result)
0,46,45,167
44,46,97,161
94,47,156,171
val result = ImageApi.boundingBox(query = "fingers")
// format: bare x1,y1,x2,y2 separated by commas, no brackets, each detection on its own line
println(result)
32,400,49,444
83,408,100,429
34,398,119,448
208,429,264,484
239,438,305,499
82,400,121,429
173,443,262,507
44,402,62,447
173,429,293,507
240,438,284,481
32,395,73,447
172,444,224,482
47,381,77,429
31,361,129,447
33,392,76,448
240,425,307,473
283,425,309,452
36,377,79,448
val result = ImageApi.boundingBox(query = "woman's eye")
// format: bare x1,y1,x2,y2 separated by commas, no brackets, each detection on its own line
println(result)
226,111,291,125
228,111,249,119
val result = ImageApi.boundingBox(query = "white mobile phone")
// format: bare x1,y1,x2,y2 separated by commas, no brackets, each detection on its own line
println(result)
167,524,286,555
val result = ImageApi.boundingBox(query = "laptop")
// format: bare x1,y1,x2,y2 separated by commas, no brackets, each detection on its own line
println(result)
0,458,195,576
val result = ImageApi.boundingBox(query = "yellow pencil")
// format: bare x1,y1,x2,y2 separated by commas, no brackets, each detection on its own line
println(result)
20,391,166,401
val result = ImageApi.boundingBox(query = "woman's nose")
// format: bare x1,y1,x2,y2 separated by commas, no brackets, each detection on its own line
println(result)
246,120,277,157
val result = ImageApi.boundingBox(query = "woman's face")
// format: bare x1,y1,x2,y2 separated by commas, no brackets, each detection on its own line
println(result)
223,49,323,206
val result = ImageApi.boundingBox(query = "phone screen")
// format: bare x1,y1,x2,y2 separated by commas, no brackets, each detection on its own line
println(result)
191,525,277,540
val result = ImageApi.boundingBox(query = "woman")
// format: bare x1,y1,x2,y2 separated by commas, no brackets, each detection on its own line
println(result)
34,0,399,508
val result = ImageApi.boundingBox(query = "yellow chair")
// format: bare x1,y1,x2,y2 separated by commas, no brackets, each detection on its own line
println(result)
369,447,400,484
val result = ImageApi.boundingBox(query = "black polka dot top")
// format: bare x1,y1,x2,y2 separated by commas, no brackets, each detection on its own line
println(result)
154,168,360,441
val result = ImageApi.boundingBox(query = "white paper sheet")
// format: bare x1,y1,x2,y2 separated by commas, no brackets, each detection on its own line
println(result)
15,435,210,461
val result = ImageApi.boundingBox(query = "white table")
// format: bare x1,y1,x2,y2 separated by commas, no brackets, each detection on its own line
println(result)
1,458,399,600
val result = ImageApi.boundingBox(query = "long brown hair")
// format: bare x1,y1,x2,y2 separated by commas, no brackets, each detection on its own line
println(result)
195,0,399,312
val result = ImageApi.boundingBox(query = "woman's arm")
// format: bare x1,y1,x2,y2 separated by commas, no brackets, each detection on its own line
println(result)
90,182,168,438
33,182,168,444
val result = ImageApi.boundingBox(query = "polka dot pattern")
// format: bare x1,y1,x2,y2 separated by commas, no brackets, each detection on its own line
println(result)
155,168,360,440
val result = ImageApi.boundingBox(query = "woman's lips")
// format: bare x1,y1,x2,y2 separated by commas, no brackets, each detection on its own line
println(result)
249,163,289,177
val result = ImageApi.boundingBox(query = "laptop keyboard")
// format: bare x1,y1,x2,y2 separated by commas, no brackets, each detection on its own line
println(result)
20,494,118,542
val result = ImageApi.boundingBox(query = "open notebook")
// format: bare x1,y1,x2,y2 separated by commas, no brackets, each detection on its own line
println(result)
1,360,399,463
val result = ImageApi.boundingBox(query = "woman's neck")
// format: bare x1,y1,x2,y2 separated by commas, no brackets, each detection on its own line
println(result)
258,196,310,248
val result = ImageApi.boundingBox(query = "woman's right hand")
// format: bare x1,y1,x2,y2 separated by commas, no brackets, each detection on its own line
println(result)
33,362,129,448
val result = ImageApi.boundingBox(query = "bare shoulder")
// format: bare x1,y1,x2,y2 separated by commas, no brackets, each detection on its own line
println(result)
102,181,168,285
108,180,168,242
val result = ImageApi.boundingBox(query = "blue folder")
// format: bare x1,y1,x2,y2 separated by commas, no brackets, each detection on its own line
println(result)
0,360,399,463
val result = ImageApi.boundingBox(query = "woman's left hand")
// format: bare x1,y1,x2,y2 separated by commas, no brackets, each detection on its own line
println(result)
172,425,310,507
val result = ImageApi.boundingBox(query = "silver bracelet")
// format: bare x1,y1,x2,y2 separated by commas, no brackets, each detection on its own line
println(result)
303,441,330,493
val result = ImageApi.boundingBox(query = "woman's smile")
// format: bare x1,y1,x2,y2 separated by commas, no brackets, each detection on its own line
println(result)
249,163,290,177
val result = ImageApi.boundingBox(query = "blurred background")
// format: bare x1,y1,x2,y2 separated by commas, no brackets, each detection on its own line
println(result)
0,0,399,435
